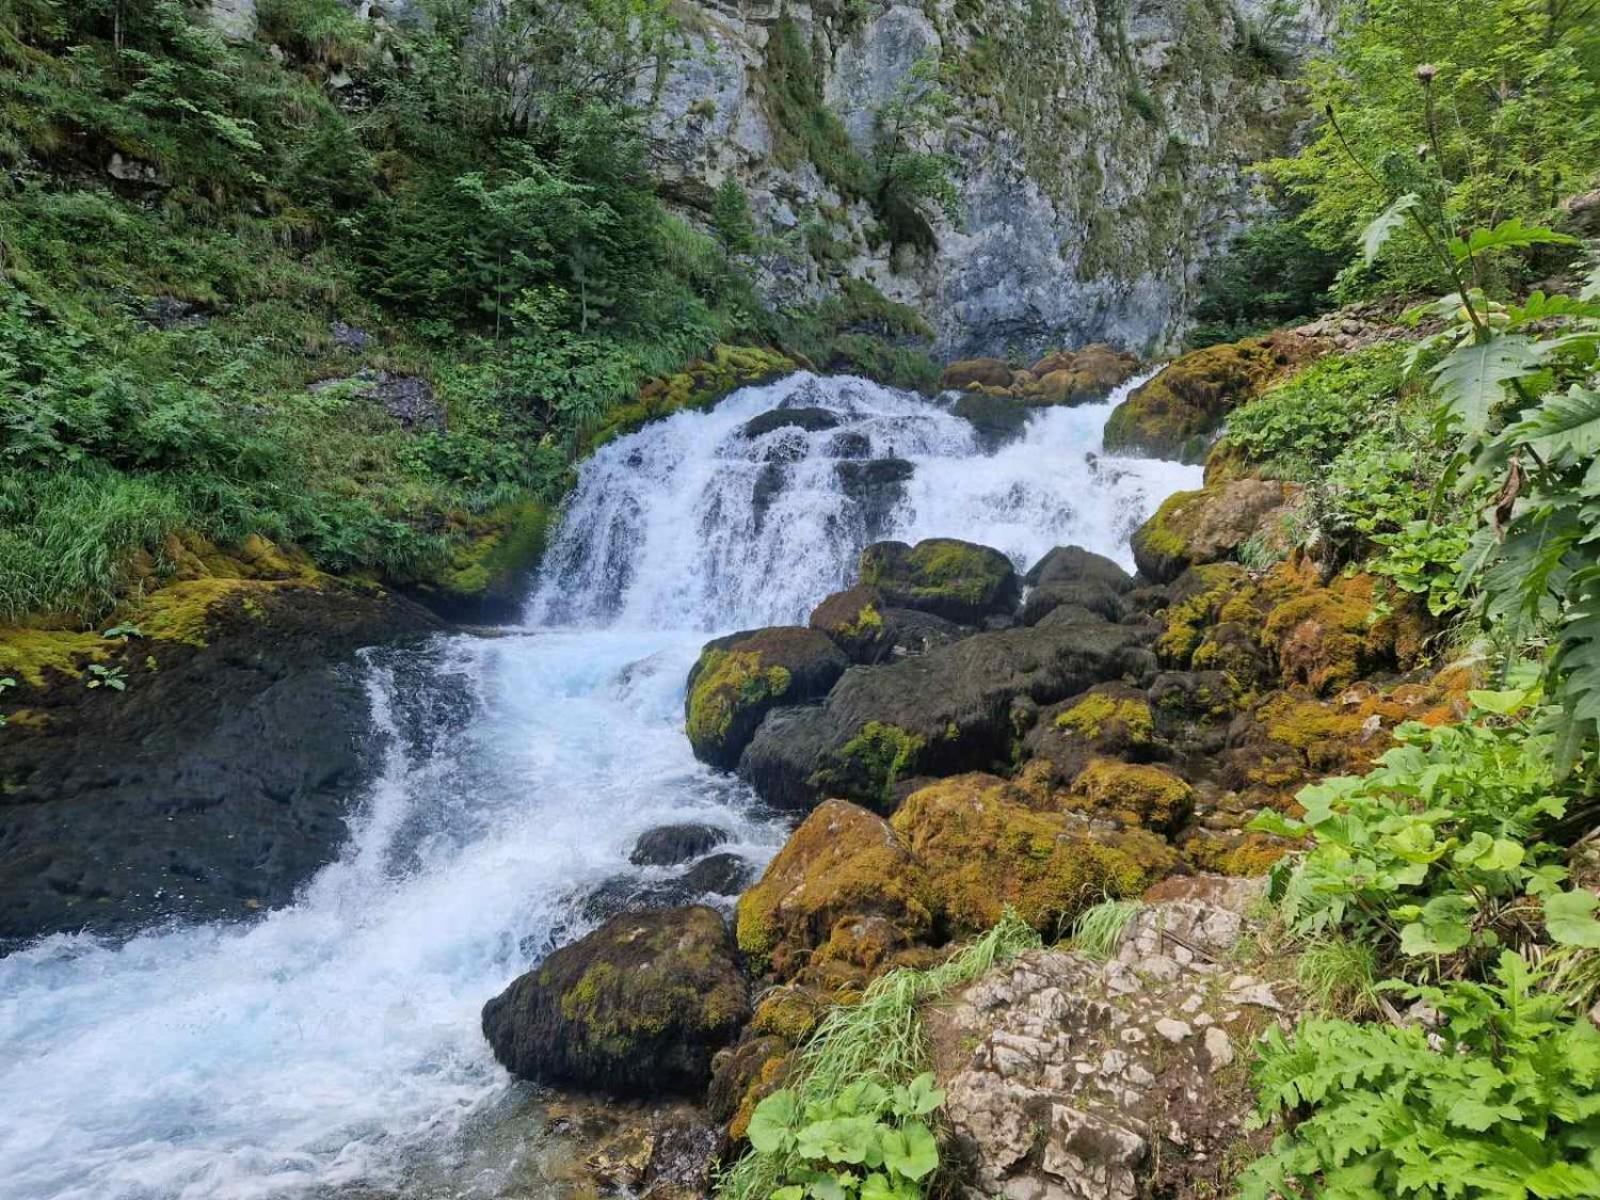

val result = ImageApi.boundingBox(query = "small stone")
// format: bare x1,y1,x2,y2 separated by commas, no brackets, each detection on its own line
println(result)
1154,1018,1193,1044
1120,1027,1146,1045
1204,1027,1234,1069
1136,954,1181,982
1193,1012,1215,1028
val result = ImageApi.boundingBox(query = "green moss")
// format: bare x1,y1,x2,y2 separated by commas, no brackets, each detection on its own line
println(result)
686,649,792,758
1103,341,1276,462
1054,694,1154,744
1066,759,1194,832
0,628,109,687
809,721,926,810
890,774,1177,936
734,799,932,979
1156,563,1252,667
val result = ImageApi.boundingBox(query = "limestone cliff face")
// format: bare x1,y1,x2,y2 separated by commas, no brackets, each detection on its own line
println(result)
646,0,1334,358
215,0,1334,358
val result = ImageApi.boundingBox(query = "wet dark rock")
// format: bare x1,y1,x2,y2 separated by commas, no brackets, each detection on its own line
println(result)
825,430,872,459
682,852,753,896
952,392,1030,451
751,462,788,531
1021,580,1127,626
739,619,1155,812
836,459,914,539
630,824,730,867
481,906,748,1096
0,588,440,949
1025,545,1134,592
741,407,841,438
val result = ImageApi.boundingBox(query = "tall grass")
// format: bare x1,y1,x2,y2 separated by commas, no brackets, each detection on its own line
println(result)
1069,898,1145,960
1295,934,1381,1018
717,913,1040,1200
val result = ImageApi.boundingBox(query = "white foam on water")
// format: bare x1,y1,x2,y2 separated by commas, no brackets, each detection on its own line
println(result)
0,370,1200,1199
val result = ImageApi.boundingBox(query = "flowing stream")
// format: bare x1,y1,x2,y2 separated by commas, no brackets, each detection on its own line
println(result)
0,371,1199,1200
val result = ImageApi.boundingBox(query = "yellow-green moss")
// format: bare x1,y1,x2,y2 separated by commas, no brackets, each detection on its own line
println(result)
840,603,882,640
809,721,925,809
0,628,110,686
1156,564,1252,667
750,988,826,1043
891,774,1177,936
428,499,550,599
1103,341,1276,461
1066,759,1194,832
686,649,792,755
590,345,797,449
1055,694,1154,744
1183,831,1292,877
735,799,932,979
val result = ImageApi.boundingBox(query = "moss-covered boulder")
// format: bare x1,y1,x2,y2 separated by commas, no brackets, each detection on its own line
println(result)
809,585,891,663
1129,480,1298,584
404,499,552,622
859,538,1020,624
1153,563,1255,669
1254,560,1428,695
1022,684,1161,787
1065,759,1194,833
1026,344,1141,406
685,627,847,769
739,619,1156,812
735,799,932,980
1103,341,1276,462
590,345,799,450
481,906,748,1096
890,774,1177,936
941,358,1014,390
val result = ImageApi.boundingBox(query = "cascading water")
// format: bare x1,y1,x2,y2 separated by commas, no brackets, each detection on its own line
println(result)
0,371,1199,1200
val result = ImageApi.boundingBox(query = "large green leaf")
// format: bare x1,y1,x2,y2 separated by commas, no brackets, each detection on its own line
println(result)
1429,336,1543,432
1362,193,1419,265
1449,218,1580,263
747,1090,799,1154
881,1121,938,1181
1543,889,1600,948
1500,385,1600,463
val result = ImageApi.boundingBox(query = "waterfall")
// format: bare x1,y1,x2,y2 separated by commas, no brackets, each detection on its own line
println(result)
529,370,1193,630
0,371,1200,1200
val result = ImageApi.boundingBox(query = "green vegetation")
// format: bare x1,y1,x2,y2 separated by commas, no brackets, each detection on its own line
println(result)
1190,217,1341,347
718,913,1040,1200
1240,950,1600,1200
1262,0,1600,300
0,0,938,623
1067,898,1144,960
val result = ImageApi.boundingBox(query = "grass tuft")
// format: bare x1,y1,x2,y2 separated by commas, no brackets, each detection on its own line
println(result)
716,912,1039,1200
1069,898,1144,960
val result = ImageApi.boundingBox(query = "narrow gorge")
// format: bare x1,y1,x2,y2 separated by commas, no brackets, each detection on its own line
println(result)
4,1,1599,1198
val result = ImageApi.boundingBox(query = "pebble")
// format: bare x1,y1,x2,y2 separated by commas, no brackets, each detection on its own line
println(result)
1154,1018,1193,1044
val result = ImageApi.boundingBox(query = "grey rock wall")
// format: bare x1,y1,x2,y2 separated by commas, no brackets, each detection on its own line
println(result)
646,0,1335,358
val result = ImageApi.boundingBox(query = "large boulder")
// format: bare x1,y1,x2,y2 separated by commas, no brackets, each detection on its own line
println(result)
1129,480,1298,583
741,407,841,438
809,587,975,665
952,391,1031,451
685,627,848,768
739,619,1156,812
630,824,730,867
734,799,933,980
941,358,1015,390
859,538,1020,624
1102,341,1276,462
481,906,748,1096
890,774,1176,936
1027,344,1141,406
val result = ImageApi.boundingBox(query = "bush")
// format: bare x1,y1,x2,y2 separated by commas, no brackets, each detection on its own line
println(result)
1189,218,1341,347
1239,951,1600,1200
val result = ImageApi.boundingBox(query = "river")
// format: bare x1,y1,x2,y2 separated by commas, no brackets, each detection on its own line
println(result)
0,371,1199,1200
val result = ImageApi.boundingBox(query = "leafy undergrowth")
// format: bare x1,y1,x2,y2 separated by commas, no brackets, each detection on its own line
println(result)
0,1,936,623
717,914,1039,1200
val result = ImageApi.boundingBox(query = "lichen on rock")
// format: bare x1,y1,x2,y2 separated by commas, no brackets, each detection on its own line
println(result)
480,905,748,1096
